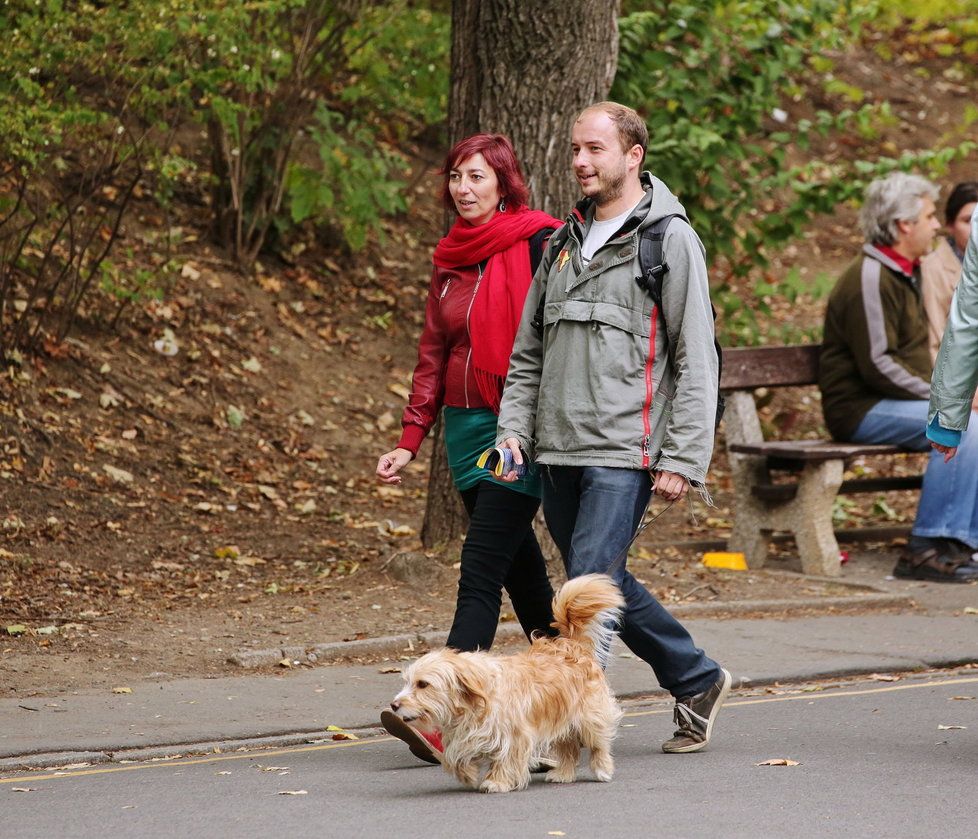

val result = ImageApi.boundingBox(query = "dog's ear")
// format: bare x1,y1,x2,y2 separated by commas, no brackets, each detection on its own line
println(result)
450,654,491,720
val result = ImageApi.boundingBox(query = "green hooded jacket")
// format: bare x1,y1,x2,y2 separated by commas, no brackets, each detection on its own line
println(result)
496,173,719,486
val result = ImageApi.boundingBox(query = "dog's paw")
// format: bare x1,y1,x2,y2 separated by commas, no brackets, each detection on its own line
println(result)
479,778,515,794
544,768,576,784
593,768,613,783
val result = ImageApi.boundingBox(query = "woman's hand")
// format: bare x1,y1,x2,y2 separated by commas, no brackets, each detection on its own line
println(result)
376,448,413,484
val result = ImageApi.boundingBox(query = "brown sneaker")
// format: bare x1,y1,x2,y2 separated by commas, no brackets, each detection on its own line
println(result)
380,710,442,765
662,668,731,754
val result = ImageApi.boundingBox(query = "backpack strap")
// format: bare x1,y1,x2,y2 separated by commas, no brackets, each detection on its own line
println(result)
634,213,726,428
531,223,571,335
635,213,685,307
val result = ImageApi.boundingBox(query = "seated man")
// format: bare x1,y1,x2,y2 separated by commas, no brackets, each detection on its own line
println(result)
818,172,978,583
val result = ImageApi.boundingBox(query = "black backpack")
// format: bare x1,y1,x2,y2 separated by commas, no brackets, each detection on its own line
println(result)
534,213,725,428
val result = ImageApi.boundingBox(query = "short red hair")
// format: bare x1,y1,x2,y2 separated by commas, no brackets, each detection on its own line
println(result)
440,133,529,213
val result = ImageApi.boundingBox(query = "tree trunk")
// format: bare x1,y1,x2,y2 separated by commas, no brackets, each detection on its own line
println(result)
421,0,620,546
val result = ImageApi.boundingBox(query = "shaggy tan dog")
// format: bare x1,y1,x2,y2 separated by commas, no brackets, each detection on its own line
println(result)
388,574,625,793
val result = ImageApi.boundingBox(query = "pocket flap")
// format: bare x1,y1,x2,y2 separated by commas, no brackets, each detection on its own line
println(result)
543,300,651,338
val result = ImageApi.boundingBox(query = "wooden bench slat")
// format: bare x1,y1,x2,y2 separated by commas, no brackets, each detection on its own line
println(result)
720,344,821,391
729,440,910,461
751,474,924,503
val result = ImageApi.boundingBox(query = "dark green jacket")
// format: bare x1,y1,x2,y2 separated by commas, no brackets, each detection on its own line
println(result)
819,244,932,440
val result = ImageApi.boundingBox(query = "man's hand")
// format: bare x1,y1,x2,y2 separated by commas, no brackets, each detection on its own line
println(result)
498,437,524,482
930,441,958,463
652,470,688,501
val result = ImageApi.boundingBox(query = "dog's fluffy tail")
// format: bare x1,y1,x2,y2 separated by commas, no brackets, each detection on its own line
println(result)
551,574,625,659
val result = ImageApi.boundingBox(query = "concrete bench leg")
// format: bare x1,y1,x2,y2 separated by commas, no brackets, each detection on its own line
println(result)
728,513,771,569
791,460,844,577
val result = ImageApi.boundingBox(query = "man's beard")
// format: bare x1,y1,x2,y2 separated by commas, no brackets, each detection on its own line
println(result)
591,163,626,207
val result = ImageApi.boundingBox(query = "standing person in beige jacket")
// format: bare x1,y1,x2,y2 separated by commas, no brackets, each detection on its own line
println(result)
922,181,978,364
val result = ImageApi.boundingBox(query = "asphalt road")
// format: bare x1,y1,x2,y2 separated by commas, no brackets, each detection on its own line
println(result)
2,672,976,839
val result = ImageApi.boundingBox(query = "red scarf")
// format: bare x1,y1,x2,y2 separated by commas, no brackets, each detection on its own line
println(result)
433,207,562,412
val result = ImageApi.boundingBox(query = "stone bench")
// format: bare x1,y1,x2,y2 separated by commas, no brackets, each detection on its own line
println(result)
720,344,922,577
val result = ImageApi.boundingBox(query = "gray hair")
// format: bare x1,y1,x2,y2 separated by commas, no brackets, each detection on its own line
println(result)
859,172,939,245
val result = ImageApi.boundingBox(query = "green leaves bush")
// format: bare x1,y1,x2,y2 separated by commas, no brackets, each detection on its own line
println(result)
614,0,868,274
0,0,448,355
614,0,977,344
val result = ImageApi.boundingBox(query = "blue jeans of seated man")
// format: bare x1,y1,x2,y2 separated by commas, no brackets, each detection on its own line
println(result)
852,399,978,548
542,465,721,699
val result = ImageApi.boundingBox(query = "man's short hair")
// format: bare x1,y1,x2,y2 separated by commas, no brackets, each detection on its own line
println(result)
859,172,939,245
579,101,649,155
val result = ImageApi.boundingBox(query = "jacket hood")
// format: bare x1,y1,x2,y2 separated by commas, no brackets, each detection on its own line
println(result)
567,171,688,237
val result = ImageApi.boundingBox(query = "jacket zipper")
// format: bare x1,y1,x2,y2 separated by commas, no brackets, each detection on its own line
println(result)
463,266,483,409
642,304,657,468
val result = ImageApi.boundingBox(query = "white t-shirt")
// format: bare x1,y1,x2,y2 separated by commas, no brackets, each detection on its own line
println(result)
581,201,641,263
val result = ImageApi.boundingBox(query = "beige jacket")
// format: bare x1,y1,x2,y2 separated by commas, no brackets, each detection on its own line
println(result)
921,237,963,362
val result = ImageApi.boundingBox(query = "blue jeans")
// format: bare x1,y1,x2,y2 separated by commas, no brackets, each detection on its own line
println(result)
853,399,978,548
542,465,721,698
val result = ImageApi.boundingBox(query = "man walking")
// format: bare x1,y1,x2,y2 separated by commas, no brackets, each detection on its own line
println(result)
496,102,730,753
929,209,978,460
819,172,978,582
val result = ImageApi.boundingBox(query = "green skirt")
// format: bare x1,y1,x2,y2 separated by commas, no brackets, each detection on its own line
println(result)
442,406,541,498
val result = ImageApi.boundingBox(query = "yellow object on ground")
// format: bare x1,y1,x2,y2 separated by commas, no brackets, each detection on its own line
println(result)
702,551,748,571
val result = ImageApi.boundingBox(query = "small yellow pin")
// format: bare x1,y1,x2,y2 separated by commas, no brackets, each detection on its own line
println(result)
557,249,570,271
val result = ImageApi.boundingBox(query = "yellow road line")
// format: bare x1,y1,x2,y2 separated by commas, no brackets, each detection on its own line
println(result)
3,674,976,784
622,674,978,718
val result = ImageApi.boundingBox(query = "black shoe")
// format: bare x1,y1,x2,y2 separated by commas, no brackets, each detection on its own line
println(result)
893,548,978,583
939,538,978,566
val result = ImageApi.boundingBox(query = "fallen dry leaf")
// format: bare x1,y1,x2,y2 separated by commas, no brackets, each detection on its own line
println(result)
378,666,401,674
755,758,800,766
949,696,975,701
937,724,966,730
12,787,37,792
869,673,900,682
112,687,133,695
326,724,358,741
276,790,307,796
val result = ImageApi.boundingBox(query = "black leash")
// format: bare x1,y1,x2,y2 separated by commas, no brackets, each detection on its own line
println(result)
605,497,675,580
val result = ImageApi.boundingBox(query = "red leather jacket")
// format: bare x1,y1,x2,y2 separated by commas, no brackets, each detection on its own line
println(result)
398,261,489,456
397,230,553,456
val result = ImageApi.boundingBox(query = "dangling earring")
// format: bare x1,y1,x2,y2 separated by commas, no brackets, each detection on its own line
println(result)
498,198,506,213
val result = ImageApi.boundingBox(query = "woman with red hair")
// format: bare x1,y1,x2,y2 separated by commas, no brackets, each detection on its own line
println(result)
376,134,562,764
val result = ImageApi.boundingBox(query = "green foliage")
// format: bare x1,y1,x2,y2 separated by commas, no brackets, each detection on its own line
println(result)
613,0,872,275
615,0,978,346
341,4,450,137
0,0,449,354
714,268,834,347
286,107,408,250
0,1,179,355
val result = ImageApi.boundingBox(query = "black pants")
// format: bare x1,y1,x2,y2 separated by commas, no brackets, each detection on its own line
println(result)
445,480,556,651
